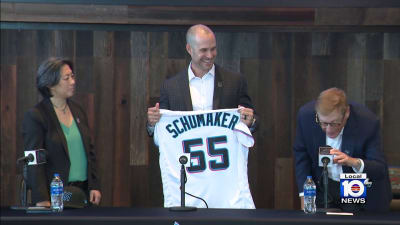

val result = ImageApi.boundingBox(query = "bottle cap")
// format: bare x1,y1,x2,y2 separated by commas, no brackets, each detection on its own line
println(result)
307,176,312,179
54,173,60,177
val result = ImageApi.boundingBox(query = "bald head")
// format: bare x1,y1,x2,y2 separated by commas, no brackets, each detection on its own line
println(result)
185,24,217,77
186,24,215,48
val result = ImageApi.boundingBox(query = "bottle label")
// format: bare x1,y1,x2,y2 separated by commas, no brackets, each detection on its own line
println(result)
51,186,63,195
304,189,316,197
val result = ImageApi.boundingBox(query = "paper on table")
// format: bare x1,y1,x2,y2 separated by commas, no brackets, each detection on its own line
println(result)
326,212,354,216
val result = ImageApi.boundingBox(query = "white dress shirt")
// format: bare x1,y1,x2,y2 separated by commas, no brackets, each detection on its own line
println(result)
299,128,365,196
188,63,215,111
147,63,216,133
326,129,344,181
326,128,364,182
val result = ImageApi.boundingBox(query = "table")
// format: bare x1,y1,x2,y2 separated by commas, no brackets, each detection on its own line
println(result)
1,207,399,225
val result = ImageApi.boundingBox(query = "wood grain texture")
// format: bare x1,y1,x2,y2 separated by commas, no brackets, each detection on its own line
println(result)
254,58,276,208
0,65,17,206
3,2,400,26
271,33,293,159
130,31,150,166
383,33,400,60
383,60,400,166
36,30,55,65
111,31,132,206
1,25,399,208
274,158,294,209
16,30,39,164
1,3,128,24
1,30,17,65
2,3,315,25
316,8,400,25
240,59,260,208
93,31,115,205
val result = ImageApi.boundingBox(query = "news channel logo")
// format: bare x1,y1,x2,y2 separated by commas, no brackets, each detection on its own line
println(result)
340,173,372,204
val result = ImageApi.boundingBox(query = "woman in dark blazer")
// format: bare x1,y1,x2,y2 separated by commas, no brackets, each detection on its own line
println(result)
22,57,101,207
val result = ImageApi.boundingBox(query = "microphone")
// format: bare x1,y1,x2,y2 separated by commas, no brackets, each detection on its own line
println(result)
169,154,196,211
318,145,340,211
318,146,333,168
13,149,47,209
179,155,188,165
321,156,331,168
17,154,34,164
179,155,188,207
17,149,46,165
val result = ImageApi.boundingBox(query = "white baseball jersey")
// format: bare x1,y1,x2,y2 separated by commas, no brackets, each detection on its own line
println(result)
154,108,255,209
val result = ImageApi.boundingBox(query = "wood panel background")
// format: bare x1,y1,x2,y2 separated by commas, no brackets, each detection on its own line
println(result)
1,2,400,209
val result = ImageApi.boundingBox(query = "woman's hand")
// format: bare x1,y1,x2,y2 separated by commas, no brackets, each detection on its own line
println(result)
36,201,51,207
90,190,102,205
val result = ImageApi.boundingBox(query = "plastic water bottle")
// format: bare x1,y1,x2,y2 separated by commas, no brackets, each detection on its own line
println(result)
50,173,64,212
303,176,316,214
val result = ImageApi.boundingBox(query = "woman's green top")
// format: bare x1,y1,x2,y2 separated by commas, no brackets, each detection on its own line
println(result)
60,118,88,182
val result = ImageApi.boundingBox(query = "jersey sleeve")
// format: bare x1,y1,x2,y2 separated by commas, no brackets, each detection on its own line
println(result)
233,122,254,148
154,118,162,147
154,109,172,147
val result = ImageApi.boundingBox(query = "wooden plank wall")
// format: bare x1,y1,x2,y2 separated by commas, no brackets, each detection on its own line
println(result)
1,2,400,209
1,28,399,209
2,3,400,25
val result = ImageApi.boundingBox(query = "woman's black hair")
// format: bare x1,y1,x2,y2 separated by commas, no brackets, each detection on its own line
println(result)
37,57,74,98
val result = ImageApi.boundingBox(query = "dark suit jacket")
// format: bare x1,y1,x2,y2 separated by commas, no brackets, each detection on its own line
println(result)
158,64,257,130
22,98,100,204
293,101,392,212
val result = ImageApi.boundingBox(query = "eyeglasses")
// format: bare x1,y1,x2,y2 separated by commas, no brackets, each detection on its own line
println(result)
315,113,344,128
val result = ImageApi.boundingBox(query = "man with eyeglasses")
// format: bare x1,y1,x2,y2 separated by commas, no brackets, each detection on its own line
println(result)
293,87,392,212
